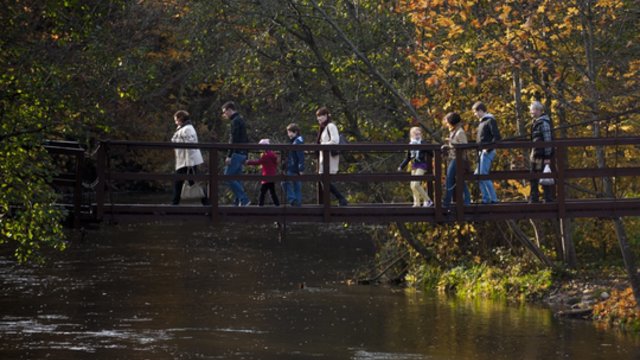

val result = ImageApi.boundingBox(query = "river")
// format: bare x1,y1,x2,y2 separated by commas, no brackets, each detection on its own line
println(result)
1,221,638,359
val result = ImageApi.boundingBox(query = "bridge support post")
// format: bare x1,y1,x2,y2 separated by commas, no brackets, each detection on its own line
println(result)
454,147,465,222
96,142,106,221
73,149,83,228
209,149,219,224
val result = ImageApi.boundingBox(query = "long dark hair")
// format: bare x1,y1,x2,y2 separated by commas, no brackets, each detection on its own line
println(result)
316,106,332,144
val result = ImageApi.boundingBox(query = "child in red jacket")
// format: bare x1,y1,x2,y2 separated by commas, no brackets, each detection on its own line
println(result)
246,139,280,206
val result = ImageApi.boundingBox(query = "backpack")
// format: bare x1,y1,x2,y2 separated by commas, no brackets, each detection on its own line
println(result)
330,133,348,157
324,122,348,156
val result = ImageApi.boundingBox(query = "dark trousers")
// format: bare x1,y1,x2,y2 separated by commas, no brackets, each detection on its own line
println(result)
172,166,209,205
529,158,554,202
258,182,280,206
319,182,348,206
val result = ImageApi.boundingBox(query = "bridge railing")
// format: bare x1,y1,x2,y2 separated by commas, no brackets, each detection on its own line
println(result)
94,136,640,223
44,140,85,228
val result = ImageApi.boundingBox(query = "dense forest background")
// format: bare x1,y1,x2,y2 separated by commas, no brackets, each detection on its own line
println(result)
2,0,640,301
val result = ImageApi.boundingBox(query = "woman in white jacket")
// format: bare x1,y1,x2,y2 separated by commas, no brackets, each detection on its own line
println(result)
316,106,348,206
171,110,208,205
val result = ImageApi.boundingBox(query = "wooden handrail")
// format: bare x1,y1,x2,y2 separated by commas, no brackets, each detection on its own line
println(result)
92,137,640,223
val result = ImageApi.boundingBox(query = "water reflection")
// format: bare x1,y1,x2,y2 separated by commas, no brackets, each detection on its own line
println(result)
0,222,638,359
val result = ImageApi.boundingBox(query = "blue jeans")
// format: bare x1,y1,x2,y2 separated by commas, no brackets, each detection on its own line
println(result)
224,153,249,205
282,171,302,206
476,150,498,203
443,159,470,207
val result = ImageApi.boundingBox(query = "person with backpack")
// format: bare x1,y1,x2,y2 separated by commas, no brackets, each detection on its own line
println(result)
472,101,501,204
316,106,348,206
397,126,434,207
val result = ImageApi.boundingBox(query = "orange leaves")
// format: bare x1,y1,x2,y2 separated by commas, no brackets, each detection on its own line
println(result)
593,287,640,329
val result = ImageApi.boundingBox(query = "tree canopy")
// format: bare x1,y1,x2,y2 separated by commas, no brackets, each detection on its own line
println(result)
1,0,639,270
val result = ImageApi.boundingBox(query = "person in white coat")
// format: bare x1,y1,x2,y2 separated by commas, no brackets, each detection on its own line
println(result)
171,110,208,205
315,106,348,206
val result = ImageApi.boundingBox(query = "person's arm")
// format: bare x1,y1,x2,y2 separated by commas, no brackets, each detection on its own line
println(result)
326,123,340,145
247,153,266,166
295,150,305,174
182,125,198,143
227,118,242,158
398,151,411,171
542,121,553,161
490,118,501,143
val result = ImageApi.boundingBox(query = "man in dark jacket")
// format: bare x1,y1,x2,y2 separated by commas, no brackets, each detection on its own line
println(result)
529,101,554,203
222,101,250,206
473,101,501,204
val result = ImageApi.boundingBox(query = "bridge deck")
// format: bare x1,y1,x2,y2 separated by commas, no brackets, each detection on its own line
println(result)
94,198,640,224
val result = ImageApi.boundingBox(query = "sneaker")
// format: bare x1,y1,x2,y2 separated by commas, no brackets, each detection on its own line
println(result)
423,200,434,207
339,199,348,207
412,203,420,208
240,200,251,207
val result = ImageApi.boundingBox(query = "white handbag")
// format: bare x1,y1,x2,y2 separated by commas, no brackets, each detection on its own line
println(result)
180,167,206,200
181,182,205,200
539,164,555,186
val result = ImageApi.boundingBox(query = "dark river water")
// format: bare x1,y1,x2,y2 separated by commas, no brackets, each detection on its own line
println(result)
1,221,638,359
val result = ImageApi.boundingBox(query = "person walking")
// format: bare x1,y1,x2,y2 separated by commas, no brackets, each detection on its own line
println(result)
397,126,433,207
442,112,471,207
283,123,305,206
472,101,501,204
528,101,554,203
246,139,280,206
221,101,251,206
316,106,348,206
170,110,209,205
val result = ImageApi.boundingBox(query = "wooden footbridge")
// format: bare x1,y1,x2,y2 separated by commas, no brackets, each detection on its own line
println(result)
47,137,640,226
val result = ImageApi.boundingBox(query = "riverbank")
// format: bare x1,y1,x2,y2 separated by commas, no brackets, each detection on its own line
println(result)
545,274,640,331
404,261,640,331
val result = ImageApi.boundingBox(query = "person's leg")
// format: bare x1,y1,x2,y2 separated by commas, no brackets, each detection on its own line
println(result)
224,153,249,205
412,168,431,205
258,183,267,206
266,182,280,206
463,182,471,205
478,150,497,203
529,159,541,202
172,166,188,205
283,171,296,205
410,169,421,207
293,180,302,206
443,160,456,207
329,183,348,206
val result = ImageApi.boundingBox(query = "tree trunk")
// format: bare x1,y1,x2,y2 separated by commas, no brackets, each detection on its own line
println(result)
512,68,525,137
580,1,640,306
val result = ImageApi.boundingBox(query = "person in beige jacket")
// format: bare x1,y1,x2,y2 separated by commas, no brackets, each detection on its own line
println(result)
315,106,348,206
442,112,471,207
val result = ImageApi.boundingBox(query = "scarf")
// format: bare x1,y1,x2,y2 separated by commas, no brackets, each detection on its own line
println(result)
316,120,331,144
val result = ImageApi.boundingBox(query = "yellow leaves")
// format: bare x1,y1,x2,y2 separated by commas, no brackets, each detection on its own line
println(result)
425,75,439,87
437,17,456,28
498,4,512,22
448,24,464,39
508,179,529,198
